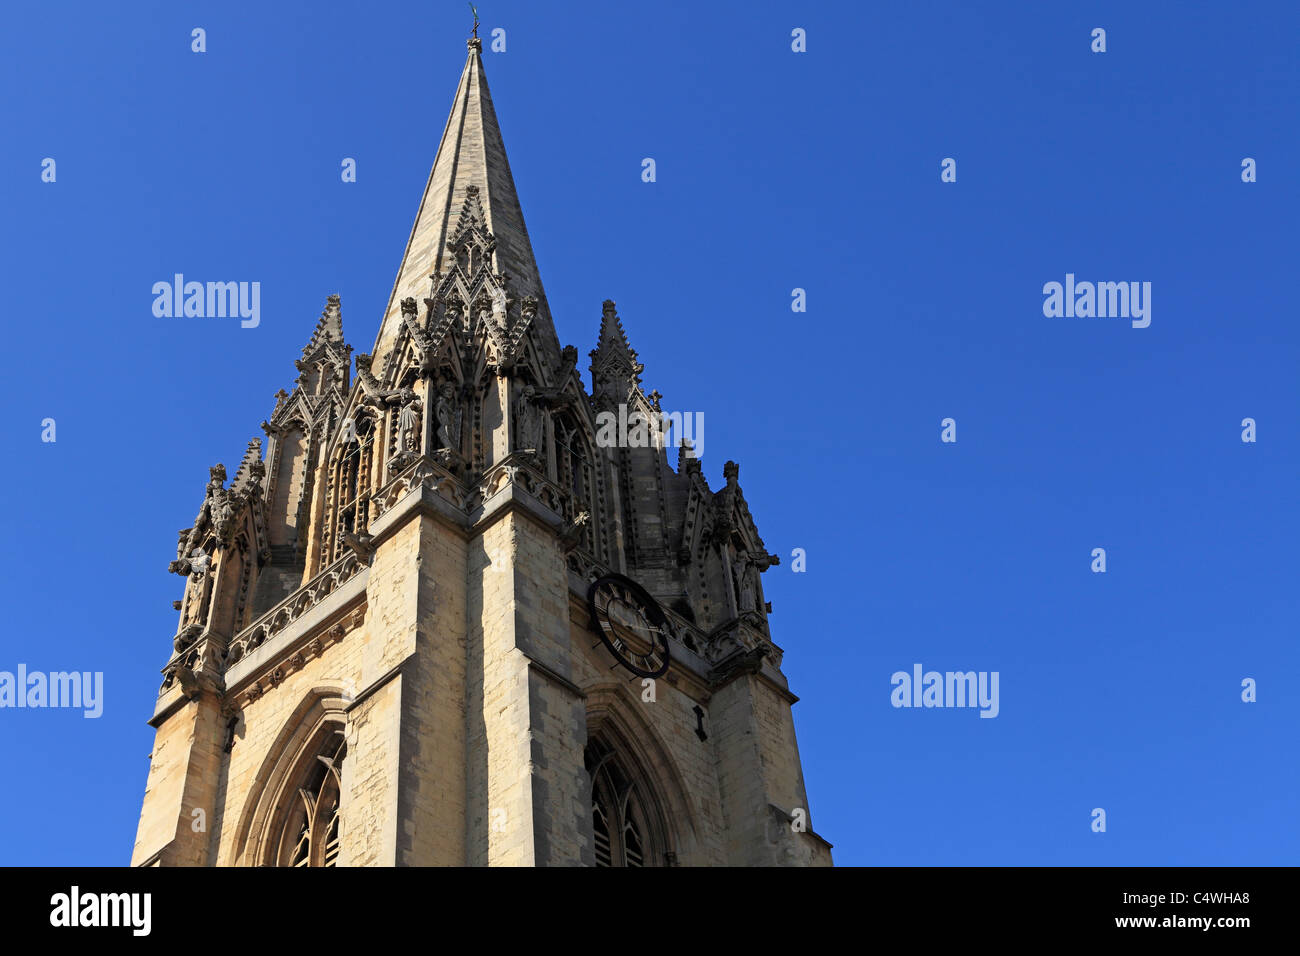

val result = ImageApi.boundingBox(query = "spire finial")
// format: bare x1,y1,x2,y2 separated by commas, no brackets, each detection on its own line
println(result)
467,4,482,52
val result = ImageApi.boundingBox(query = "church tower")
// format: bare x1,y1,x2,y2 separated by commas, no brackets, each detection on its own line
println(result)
131,31,832,867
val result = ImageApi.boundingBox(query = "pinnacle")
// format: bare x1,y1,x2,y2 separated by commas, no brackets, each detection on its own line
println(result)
301,294,344,358
589,300,645,391
231,438,265,494
594,300,636,358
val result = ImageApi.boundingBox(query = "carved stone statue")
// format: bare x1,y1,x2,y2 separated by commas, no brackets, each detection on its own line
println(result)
174,548,212,649
436,383,462,452
731,546,780,617
490,286,508,327
393,388,422,454
516,384,542,453
733,549,758,614
171,465,232,574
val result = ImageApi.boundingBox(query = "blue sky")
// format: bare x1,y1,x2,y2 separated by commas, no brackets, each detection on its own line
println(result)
0,0,1296,865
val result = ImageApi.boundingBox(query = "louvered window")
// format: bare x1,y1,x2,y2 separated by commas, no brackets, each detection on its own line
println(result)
586,737,661,867
275,733,346,867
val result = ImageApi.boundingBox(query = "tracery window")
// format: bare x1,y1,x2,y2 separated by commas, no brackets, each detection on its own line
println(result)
323,413,374,566
275,732,346,868
585,737,658,867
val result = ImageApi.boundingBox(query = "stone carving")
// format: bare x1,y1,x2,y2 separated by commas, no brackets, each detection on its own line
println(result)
353,353,389,407
399,296,434,357
171,465,233,574
229,605,366,709
392,388,423,454
514,370,578,457
516,384,543,453
731,546,780,617
370,455,467,520
222,714,239,753
225,552,365,668
385,387,423,476
174,547,213,639
733,550,758,613
435,382,462,452
476,458,565,515
173,622,203,655
559,510,590,553
491,286,508,327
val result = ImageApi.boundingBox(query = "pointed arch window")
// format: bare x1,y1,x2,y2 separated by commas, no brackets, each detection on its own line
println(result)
274,732,346,868
585,737,662,867
324,412,376,565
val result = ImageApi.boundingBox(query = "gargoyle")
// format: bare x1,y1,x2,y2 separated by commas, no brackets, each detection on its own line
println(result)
354,352,389,407
559,511,591,553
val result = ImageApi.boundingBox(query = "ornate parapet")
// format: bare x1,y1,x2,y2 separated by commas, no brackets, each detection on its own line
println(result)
225,551,365,668
227,605,364,712
370,454,468,523
475,452,568,518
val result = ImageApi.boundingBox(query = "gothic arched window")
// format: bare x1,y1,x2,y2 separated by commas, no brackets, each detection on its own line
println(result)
274,732,346,867
323,412,376,566
585,737,661,867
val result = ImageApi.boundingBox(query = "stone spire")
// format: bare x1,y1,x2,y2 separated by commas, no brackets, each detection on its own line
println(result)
369,34,559,370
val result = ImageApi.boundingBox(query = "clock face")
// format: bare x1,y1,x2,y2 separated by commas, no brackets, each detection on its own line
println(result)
587,575,670,678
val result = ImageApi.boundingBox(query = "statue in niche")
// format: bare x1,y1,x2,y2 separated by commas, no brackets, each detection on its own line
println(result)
732,549,758,614
514,371,575,456
516,384,543,454
435,382,462,452
491,286,508,328
392,388,422,454
731,546,780,617
171,465,232,574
